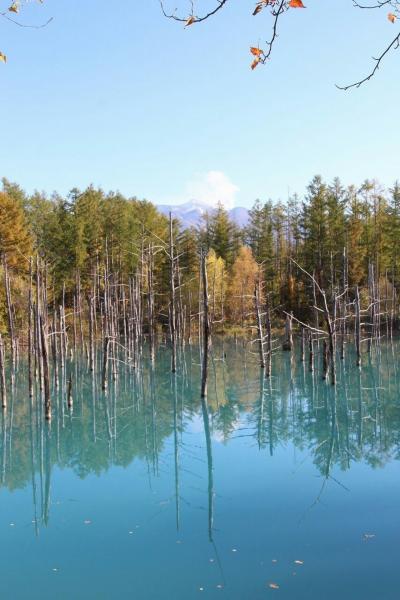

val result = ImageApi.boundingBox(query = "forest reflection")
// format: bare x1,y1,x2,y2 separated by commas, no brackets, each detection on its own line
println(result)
1,340,399,535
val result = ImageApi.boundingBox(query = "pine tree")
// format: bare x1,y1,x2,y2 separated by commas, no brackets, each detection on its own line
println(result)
203,202,237,267
346,185,367,286
326,178,347,288
301,175,329,285
246,199,274,282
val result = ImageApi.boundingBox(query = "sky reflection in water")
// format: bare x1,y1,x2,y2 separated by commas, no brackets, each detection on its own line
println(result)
0,341,399,599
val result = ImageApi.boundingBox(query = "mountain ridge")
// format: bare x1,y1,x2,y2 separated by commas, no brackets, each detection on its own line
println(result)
157,200,249,229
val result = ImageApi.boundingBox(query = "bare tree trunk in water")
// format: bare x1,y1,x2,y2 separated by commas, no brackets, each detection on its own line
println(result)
254,280,265,369
201,251,210,398
28,258,34,400
40,317,51,421
169,213,177,373
0,334,7,410
2,254,16,369
101,336,110,391
355,286,361,367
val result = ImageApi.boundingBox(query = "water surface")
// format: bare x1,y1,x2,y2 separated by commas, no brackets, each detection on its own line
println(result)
1,341,399,599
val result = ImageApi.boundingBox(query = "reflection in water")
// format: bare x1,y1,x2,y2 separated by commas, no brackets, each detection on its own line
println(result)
1,340,400,537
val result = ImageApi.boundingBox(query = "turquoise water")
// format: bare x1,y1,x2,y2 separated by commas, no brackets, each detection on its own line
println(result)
1,341,399,599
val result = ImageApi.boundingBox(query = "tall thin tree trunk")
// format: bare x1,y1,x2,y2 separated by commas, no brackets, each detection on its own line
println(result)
169,213,177,373
201,251,210,398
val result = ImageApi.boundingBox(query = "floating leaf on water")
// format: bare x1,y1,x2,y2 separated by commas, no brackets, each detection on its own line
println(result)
209,558,214,563
199,587,204,592
52,568,58,572
128,531,134,535
363,533,376,541
216,584,223,589
9,523,15,527
268,582,280,589
232,548,237,552
294,560,304,565
272,559,277,563
83,520,92,525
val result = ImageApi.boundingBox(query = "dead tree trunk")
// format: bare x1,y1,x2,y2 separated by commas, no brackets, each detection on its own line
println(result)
169,213,177,373
147,245,156,363
265,293,272,377
282,313,293,351
40,316,51,421
2,254,16,369
28,258,34,399
355,286,361,367
0,334,7,409
308,332,314,372
67,374,73,410
254,280,265,369
201,250,210,398
101,336,110,391
300,327,305,362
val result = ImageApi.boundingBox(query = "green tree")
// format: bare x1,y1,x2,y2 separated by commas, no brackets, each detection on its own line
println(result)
202,202,237,267
301,175,329,285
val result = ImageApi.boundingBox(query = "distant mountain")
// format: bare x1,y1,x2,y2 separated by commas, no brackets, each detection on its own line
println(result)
229,206,250,228
157,200,249,229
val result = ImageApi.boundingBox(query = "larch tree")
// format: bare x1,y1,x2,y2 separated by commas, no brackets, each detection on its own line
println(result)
0,191,32,270
227,246,258,325
206,249,227,325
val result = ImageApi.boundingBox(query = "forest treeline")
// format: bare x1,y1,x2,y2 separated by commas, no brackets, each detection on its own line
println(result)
1,174,400,340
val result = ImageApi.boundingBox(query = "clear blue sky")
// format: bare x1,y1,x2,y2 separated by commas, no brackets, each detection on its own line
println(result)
1,0,399,208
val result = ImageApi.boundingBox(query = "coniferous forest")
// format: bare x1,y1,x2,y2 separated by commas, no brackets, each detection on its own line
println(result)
1,173,400,402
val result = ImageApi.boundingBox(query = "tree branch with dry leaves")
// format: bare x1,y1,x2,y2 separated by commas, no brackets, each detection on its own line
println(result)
159,0,399,89
0,0,53,63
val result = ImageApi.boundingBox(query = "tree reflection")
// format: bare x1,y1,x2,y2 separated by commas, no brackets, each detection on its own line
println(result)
1,341,400,532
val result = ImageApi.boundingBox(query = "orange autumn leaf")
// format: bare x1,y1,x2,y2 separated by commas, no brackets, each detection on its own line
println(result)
250,47,263,56
253,0,270,16
185,15,195,27
388,12,397,23
289,0,305,7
